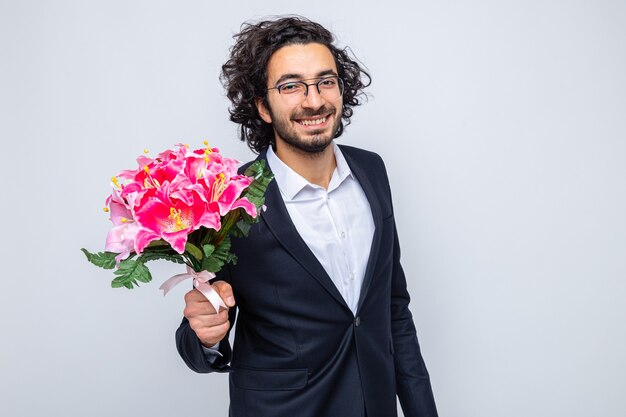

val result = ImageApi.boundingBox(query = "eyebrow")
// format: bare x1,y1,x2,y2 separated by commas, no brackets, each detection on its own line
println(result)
273,69,338,86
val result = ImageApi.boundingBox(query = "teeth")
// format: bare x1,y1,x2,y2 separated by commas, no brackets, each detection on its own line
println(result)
299,117,326,126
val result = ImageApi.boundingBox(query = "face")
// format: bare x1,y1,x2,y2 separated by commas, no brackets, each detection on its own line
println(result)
257,43,343,154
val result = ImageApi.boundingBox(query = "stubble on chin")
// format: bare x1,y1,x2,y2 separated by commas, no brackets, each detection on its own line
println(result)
280,132,333,156
275,114,342,158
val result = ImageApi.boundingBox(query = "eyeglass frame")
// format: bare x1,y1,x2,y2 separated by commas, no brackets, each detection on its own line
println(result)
265,76,344,103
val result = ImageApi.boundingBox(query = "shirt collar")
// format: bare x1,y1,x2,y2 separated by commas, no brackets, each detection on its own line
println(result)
329,142,352,191
266,142,353,200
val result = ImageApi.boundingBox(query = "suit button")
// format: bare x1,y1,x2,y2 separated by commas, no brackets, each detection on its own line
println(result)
354,316,361,327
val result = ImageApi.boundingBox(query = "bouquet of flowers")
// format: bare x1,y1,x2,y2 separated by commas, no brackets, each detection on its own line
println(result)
82,142,273,312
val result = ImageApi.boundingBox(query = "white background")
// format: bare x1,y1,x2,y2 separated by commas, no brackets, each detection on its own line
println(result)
1,1,625,416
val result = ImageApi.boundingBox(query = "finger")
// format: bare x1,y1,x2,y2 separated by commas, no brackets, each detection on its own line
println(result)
189,318,228,337
189,310,229,327
184,288,210,304
212,281,236,307
195,321,231,344
184,298,226,318
185,293,230,317
204,309,230,326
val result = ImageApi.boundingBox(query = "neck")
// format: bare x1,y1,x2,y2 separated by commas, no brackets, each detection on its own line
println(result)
274,140,336,190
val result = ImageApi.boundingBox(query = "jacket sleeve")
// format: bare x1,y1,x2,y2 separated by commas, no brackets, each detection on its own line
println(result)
175,264,237,374
380,157,438,416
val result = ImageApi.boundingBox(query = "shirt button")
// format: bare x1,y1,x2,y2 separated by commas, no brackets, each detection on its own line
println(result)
340,231,346,239
354,316,361,327
350,272,355,280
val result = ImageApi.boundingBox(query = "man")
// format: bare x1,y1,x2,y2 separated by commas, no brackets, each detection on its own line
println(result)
176,16,438,417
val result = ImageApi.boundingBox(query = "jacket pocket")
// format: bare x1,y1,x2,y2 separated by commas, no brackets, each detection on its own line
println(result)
231,367,308,391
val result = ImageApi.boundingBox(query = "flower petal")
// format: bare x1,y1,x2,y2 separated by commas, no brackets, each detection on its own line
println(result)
134,227,162,254
231,197,258,217
162,230,189,254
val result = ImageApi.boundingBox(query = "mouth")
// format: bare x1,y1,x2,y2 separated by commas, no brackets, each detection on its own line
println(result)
294,114,331,129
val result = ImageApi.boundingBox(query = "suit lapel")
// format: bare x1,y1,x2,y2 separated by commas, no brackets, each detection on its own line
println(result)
257,150,351,312
339,146,384,315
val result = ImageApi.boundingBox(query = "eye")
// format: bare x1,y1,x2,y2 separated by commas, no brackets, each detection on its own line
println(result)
319,78,337,88
278,82,304,94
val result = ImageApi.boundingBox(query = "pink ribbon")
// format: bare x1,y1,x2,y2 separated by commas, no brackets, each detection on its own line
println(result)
159,266,228,313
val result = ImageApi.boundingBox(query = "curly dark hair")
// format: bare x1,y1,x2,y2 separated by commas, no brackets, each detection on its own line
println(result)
220,16,371,154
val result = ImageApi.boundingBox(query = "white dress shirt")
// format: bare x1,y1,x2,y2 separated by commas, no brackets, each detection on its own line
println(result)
266,142,375,314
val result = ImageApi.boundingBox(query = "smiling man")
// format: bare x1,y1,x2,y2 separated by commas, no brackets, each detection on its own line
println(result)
175,16,438,417
259,42,342,155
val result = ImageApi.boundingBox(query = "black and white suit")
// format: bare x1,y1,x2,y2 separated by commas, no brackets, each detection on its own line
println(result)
176,145,438,417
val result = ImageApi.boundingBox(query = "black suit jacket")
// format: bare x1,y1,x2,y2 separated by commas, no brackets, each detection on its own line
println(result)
176,145,438,417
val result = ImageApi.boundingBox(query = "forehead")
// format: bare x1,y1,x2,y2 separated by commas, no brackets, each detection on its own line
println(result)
266,43,337,84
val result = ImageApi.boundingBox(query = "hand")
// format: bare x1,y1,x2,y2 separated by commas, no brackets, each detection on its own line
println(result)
183,280,236,348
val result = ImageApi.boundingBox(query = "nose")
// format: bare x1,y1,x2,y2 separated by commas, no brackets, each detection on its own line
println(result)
301,85,325,109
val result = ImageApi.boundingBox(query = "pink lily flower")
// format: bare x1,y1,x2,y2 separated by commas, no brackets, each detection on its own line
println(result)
105,188,140,264
134,183,221,254
204,172,257,217
105,222,140,265
187,150,257,217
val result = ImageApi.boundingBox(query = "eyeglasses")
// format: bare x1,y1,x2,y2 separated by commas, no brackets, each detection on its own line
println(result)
266,76,344,106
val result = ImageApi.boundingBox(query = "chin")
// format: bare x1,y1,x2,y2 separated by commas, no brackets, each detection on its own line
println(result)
284,135,333,154
276,115,341,155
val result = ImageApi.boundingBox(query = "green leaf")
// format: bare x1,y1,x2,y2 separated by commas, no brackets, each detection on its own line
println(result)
147,239,169,248
233,219,250,237
232,161,273,235
137,252,185,264
213,236,232,260
202,244,215,258
185,242,203,261
202,235,233,272
111,259,152,289
242,160,274,211
201,256,223,273
244,159,271,180
81,248,117,270
111,279,127,289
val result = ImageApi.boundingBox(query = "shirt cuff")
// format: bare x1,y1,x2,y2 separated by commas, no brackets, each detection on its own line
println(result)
201,341,223,364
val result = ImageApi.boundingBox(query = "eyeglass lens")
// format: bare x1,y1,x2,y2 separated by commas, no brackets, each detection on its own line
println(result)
276,77,343,105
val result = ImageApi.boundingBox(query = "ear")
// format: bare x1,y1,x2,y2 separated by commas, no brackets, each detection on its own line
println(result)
255,97,272,124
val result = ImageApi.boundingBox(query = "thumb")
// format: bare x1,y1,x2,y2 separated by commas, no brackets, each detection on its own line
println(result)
211,280,235,307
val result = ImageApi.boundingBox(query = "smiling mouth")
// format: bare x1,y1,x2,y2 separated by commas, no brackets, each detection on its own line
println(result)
295,115,330,126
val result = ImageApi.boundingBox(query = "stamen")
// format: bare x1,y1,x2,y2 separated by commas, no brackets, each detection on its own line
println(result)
142,165,160,188
211,173,228,202
168,207,185,231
